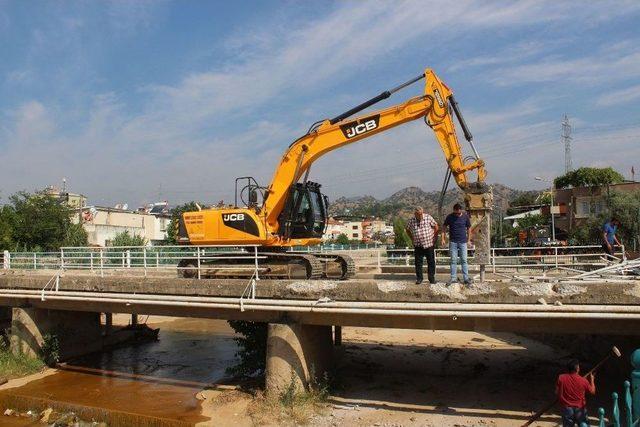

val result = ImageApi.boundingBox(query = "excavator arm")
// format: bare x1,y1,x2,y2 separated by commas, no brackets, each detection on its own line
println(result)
263,68,487,230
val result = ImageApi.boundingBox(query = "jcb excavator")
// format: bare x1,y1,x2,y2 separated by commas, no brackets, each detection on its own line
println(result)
177,67,491,279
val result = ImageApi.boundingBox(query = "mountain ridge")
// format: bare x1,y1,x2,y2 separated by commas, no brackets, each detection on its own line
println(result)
328,183,532,220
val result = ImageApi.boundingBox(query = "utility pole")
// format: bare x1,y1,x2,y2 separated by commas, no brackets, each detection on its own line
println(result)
562,114,572,173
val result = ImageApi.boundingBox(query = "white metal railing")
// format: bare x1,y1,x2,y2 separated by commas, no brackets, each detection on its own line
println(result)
0,244,629,275
2,245,265,279
386,244,627,271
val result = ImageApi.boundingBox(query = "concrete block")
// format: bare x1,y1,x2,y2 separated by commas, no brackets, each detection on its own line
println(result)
265,322,333,397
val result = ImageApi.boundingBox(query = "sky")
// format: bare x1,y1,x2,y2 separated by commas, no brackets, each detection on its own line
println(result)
1,0,639,208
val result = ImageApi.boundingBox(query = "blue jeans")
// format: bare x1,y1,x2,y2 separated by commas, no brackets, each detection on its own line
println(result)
561,406,588,427
449,241,469,282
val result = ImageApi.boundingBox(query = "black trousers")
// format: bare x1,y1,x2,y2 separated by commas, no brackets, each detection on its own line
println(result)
414,246,436,283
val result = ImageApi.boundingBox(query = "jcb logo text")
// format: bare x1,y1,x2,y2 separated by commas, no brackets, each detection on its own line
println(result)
340,115,380,139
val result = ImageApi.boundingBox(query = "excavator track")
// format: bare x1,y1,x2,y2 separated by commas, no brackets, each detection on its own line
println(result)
289,252,356,280
177,252,323,280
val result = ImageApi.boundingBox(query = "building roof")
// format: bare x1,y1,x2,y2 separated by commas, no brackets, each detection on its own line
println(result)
503,209,541,221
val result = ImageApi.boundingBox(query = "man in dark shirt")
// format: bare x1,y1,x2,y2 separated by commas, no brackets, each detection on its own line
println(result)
442,203,472,285
556,359,596,427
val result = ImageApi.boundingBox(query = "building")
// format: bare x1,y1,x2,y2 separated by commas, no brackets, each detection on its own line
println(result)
323,217,393,242
323,218,362,241
43,186,87,209
362,219,394,242
553,182,640,234
74,205,171,247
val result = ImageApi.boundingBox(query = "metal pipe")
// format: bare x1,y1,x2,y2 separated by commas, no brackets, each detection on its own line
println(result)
5,293,640,319
6,290,640,314
329,74,425,124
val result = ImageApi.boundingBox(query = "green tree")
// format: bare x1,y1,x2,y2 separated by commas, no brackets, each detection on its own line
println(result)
63,223,88,247
165,202,201,244
393,217,411,248
226,321,267,377
607,190,640,248
554,167,624,189
110,230,146,247
0,205,15,251
9,191,74,251
568,216,606,245
335,233,350,245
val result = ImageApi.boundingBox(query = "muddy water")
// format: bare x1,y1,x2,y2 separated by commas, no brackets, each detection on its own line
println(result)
3,318,239,425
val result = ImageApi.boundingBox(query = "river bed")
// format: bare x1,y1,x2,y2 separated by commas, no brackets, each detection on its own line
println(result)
1,317,238,425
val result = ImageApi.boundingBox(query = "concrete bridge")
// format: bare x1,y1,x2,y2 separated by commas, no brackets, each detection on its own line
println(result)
1,269,640,394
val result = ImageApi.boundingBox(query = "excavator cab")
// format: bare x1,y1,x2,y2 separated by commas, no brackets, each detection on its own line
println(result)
278,181,328,239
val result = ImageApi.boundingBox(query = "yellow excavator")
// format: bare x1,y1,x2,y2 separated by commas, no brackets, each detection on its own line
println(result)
177,67,491,279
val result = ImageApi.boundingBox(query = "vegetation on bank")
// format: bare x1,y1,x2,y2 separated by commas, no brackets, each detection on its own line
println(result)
0,339,45,380
248,370,330,425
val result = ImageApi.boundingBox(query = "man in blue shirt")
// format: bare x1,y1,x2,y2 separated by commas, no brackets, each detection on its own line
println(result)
602,217,621,258
442,203,472,285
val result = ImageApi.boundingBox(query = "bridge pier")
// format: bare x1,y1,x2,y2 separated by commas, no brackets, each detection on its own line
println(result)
10,307,103,360
265,323,333,397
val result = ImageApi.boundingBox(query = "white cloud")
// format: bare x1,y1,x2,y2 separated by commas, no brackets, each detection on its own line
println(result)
488,48,640,87
596,84,640,107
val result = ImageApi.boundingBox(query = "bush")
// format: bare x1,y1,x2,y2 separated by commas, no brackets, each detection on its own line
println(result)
226,321,268,378
40,333,60,367
110,230,146,247
393,218,411,248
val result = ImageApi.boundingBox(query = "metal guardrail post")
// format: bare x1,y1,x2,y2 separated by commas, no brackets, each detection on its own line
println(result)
555,247,559,269
55,274,59,292
613,391,620,427
377,250,381,270
60,248,65,270
598,408,605,427
2,250,8,269
156,252,159,268
33,253,37,270
99,249,104,278
252,246,259,299
631,349,640,422
492,248,496,273
143,248,147,277
90,252,94,272
624,380,632,427
197,247,201,280
126,250,131,268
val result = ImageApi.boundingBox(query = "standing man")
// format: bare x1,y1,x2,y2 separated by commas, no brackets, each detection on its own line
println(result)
442,203,472,285
602,217,621,258
556,359,596,427
405,207,438,285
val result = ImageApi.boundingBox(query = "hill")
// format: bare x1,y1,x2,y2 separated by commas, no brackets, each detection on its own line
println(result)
328,183,529,220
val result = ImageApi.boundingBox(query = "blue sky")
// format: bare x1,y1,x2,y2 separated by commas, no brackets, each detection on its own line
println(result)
1,1,640,207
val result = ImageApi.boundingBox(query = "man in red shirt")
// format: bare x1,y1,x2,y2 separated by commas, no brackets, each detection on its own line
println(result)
556,359,596,426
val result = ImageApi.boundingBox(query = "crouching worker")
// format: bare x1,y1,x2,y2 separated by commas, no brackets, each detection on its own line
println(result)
557,359,596,427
